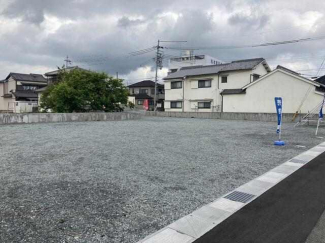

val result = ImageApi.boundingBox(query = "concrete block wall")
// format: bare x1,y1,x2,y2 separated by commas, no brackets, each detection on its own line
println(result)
145,111,304,123
0,112,142,125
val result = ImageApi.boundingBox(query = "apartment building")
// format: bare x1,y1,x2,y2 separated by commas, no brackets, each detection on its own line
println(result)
164,58,271,112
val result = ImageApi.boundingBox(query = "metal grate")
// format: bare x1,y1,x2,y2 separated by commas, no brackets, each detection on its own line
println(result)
289,158,307,164
224,191,255,203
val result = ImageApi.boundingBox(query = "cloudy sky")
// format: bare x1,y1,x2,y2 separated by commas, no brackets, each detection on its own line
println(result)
0,0,325,84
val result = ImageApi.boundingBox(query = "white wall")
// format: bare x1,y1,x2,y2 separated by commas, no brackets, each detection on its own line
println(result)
164,62,269,112
0,82,15,111
223,70,324,113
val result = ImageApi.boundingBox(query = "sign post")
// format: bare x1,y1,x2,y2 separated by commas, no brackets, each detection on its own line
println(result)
274,97,285,146
316,94,325,136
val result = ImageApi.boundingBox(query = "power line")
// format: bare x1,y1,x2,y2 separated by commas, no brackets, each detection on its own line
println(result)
129,47,157,56
316,56,325,77
164,35,325,51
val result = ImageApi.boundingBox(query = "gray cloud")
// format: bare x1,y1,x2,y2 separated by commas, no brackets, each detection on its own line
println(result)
228,12,269,30
0,0,325,81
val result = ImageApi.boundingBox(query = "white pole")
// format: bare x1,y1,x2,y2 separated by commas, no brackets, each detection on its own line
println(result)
316,118,321,136
279,110,283,141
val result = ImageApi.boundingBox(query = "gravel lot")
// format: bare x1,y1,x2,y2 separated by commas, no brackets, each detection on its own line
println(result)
0,117,323,243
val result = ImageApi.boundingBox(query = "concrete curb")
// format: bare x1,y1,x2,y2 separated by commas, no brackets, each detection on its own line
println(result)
145,111,305,123
137,142,325,243
0,112,142,125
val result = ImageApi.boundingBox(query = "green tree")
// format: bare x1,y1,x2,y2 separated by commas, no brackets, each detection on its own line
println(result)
40,69,128,113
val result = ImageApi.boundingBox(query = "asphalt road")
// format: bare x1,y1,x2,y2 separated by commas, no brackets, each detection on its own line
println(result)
194,152,325,243
0,117,323,242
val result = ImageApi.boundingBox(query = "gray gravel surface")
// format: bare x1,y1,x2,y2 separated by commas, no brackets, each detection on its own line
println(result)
0,117,323,243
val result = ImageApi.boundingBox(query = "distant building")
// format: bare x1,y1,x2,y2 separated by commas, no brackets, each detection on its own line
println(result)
44,66,86,84
36,66,89,105
168,50,224,74
128,80,164,110
0,73,47,112
164,58,271,112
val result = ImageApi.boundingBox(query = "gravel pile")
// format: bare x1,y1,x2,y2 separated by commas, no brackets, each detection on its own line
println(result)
0,117,323,243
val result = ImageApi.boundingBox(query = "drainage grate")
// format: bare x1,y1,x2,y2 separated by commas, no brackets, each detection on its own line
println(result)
224,191,255,203
289,158,307,164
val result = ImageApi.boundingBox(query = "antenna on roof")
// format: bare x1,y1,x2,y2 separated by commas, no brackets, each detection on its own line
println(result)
64,56,72,68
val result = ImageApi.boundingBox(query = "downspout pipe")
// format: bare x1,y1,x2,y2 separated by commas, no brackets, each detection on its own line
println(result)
182,76,186,112
221,93,224,113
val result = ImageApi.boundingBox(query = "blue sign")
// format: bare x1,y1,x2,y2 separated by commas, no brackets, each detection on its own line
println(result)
319,95,325,119
275,97,282,134
320,107,323,119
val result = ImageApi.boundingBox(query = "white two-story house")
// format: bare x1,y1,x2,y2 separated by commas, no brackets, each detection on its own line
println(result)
0,73,48,112
163,58,271,112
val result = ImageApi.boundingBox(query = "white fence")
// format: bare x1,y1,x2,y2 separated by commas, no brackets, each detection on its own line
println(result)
8,101,38,113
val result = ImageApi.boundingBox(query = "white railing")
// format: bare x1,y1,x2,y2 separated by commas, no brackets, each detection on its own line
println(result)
8,101,38,113
295,101,324,127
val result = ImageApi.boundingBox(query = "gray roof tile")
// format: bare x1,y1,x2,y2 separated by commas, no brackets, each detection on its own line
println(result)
128,80,164,88
7,73,47,82
164,58,267,80
220,89,246,95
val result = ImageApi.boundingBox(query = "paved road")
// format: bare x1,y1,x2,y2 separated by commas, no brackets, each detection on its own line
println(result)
194,152,325,243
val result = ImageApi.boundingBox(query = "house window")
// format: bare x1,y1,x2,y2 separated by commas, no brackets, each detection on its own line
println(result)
198,80,211,88
171,101,182,109
198,102,211,109
131,88,134,94
171,81,182,89
252,74,260,82
221,76,228,83
23,86,38,91
140,89,148,94
149,100,154,105
151,89,155,95
137,100,143,105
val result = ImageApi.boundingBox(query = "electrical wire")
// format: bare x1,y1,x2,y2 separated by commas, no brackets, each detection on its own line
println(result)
164,35,325,51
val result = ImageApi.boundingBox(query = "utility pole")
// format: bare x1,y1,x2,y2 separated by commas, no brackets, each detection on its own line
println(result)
154,40,163,111
154,40,187,111
116,72,119,79
64,56,72,68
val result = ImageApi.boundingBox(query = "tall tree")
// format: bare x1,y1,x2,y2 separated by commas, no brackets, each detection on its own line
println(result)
40,69,128,113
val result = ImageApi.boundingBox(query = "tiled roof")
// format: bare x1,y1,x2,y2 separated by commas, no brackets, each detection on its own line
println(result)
128,80,164,88
220,89,246,95
12,91,38,99
45,66,88,76
164,58,268,80
7,73,47,83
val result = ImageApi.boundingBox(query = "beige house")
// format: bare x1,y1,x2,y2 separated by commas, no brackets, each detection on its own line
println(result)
164,58,271,112
0,73,47,112
221,66,325,114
